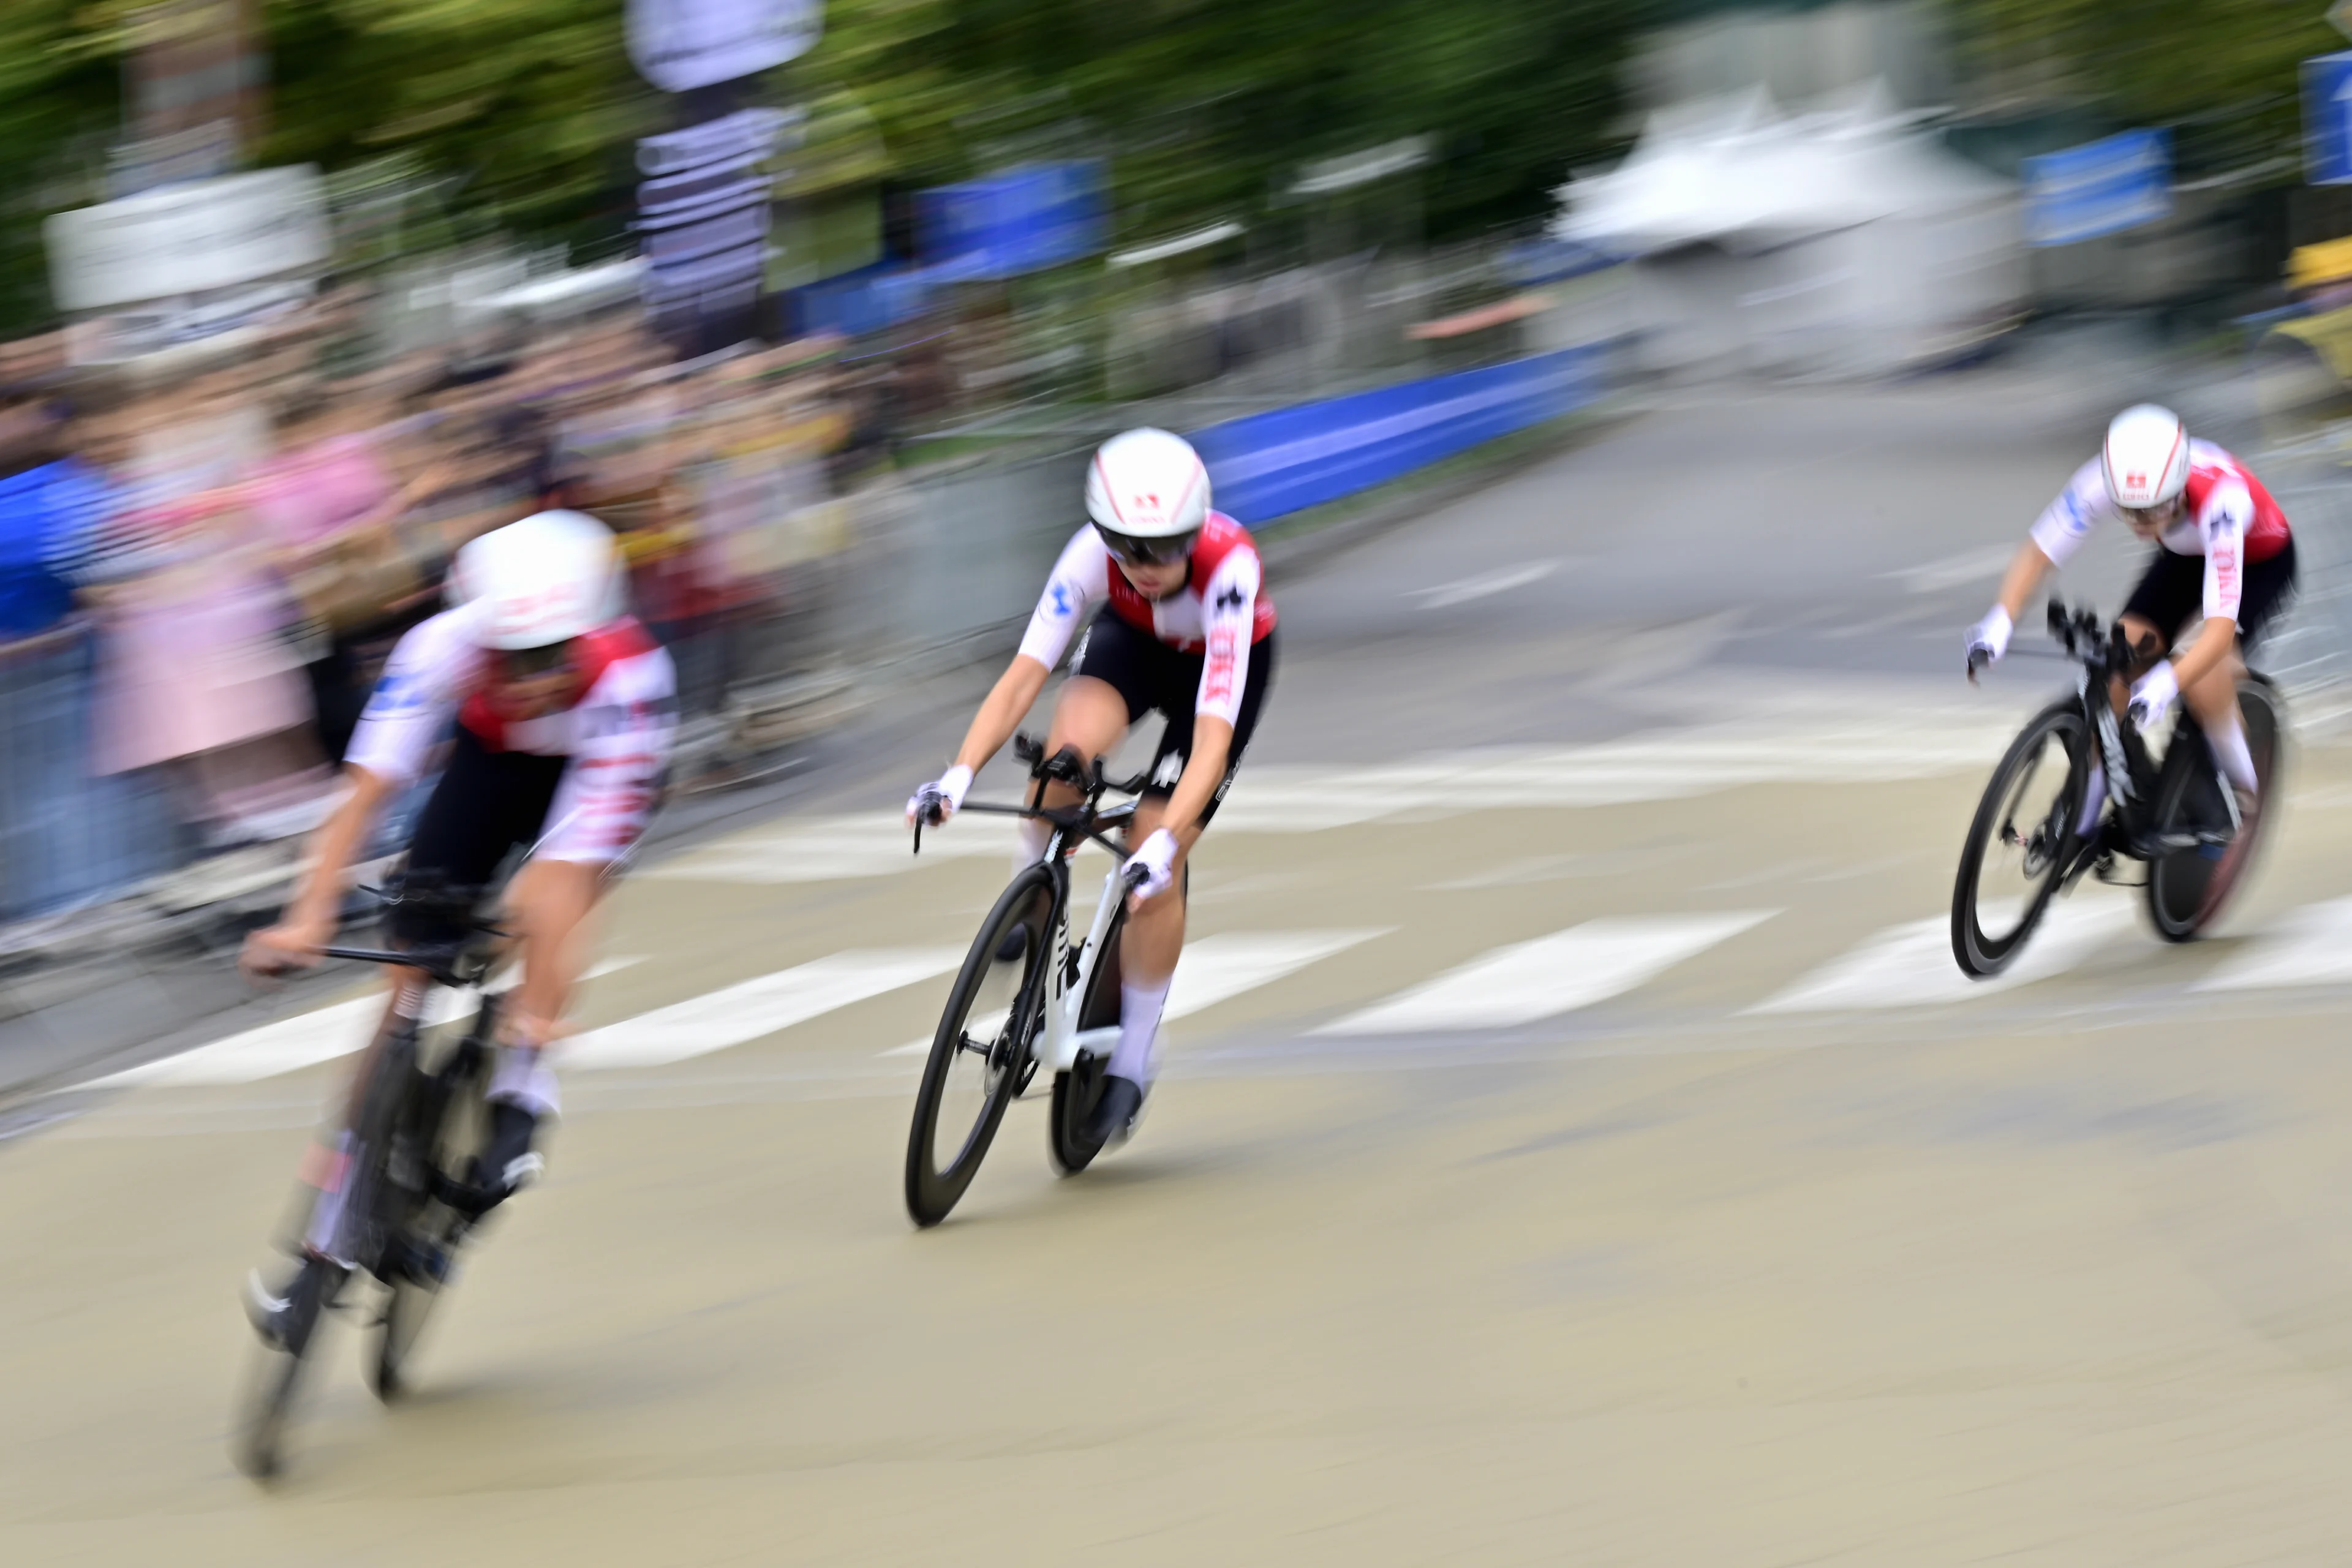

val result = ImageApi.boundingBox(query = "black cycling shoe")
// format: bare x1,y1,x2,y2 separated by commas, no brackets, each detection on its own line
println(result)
467,1102,544,1213
245,1254,344,1352
1080,1075,1147,1148
995,922,1030,965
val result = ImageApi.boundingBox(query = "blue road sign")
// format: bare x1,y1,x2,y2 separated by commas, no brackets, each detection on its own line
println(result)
2305,51,2352,184
2021,129,2171,247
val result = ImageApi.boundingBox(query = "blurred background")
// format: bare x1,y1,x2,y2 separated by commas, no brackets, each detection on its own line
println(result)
4,0,2351,939
20,3,2352,1556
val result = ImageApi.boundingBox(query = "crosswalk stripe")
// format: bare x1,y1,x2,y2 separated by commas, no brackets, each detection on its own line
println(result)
1165,929,1389,1020
566,949,962,1070
876,929,1387,1058
1749,897,2135,1013
2193,897,2352,992
96,956,646,1088
1314,911,1776,1035
646,815,1017,884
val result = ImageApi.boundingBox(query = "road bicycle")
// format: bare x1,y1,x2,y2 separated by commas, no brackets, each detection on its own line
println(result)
1953,599,2285,977
903,734,1150,1227
232,879,506,1480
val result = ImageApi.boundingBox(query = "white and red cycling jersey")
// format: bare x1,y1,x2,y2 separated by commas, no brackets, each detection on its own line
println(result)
2030,440,2292,624
1016,512,1278,725
345,605,677,864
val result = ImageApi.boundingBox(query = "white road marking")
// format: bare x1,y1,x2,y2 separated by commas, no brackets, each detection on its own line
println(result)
1749,897,2136,1013
1316,912,1776,1035
567,949,962,1070
2194,897,2352,991
647,813,1019,883
94,956,646,1088
1880,544,2016,595
1408,559,1562,609
875,929,1385,1057
1166,929,1389,1019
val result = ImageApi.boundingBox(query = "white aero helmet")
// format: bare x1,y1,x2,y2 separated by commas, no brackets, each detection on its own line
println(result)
1085,427,1210,562
2101,404,2190,510
449,509,625,650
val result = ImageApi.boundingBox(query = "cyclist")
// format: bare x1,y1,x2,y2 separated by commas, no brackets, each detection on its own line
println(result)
240,508,675,1330
1966,403,2296,860
907,428,1277,1147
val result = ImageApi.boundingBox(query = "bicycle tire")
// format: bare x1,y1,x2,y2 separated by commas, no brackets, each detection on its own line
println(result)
2147,675,2284,941
905,864,1055,1226
374,1028,490,1401
1953,699,2089,978
230,1256,343,1481
1048,899,1127,1176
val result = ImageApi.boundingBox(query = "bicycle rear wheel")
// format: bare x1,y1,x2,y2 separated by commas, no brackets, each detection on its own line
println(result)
374,1029,490,1401
2147,676,2284,940
1049,899,1126,1176
905,865,1054,1226
1953,700,2089,977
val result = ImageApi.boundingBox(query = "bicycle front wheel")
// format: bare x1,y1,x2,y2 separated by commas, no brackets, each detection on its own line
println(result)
905,864,1054,1226
374,1031,489,1401
1953,699,2089,978
2147,676,2285,940
1049,897,1126,1177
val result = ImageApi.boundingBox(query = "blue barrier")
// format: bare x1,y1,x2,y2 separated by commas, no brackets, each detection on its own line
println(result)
1187,343,1610,526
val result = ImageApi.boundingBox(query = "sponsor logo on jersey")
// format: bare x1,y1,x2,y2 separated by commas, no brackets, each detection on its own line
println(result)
1214,582,1246,614
1047,579,1078,619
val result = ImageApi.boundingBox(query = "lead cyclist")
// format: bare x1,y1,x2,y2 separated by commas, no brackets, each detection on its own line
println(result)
239,509,676,1334
908,428,1278,1147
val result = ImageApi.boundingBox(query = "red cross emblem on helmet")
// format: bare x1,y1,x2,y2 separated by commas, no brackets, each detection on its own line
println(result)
2125,470,2147,489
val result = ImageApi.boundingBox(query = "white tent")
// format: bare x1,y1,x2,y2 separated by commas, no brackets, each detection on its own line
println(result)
1556,87,2024,379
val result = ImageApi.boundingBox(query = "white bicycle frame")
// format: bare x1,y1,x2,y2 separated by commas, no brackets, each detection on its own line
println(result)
1037,860,1128,1076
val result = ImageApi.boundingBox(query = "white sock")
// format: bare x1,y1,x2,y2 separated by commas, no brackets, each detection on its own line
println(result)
302,1129,356,1261
1111,978,1170,1084
2076,760,2107,837
1012,816,1050,876
2205,714,2258,796
488,1046,561,1118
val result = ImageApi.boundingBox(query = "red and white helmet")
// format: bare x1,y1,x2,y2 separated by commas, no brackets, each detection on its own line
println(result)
1085,428,1210,558
449,509,625,650
2101,404,2190,510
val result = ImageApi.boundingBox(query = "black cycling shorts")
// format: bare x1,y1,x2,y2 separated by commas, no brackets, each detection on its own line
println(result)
391,727,567,943
2122,536,2298,652
1071,616,1276,827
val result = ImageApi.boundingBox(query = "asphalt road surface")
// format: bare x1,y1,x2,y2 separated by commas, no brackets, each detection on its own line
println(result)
12,357,2352,1564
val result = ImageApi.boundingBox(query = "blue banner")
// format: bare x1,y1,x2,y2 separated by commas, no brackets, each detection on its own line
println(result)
918,160,1106,280
1188,344,1610,526
2022,129,2171,247
2305,52,2352,186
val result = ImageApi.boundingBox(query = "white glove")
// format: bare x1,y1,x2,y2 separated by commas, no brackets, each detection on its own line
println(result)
907,763,973,827
1122,827,1181,902
1966,605,2013,676
2128,660,2179,731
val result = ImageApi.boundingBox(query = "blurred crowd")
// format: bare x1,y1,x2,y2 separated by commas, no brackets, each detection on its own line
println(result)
0,292,880,927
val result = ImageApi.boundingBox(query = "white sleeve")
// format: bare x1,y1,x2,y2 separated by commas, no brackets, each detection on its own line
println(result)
2027,459,2111,568
537,648,679,865
342,611,475,785
2199,479,2252,625
1015,527,1112,670
1194,549,1261,728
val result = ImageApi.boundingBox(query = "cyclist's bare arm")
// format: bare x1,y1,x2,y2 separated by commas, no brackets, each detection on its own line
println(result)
1992,539,2057,622
949,654,1053,778
241,765,399,979
1156,716,1231,851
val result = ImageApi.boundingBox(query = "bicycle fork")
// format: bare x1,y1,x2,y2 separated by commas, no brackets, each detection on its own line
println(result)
1038,864,1126,1076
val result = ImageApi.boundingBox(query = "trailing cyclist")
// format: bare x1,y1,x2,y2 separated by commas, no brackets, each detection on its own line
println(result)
907,428,1277,1149
239,508,676,1336
1965,404,2295,875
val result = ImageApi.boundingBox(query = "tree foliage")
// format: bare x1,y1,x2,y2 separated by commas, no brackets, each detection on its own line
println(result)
0,0,1653,336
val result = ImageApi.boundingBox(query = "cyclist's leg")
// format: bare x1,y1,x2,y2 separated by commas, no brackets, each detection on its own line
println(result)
1108,630,1276,1091
2188,538,2297,800
1035,621,1150,867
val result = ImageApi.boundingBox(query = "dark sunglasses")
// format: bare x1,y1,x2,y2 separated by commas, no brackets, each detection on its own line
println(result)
1095,524,1198,566
495,643,576,682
